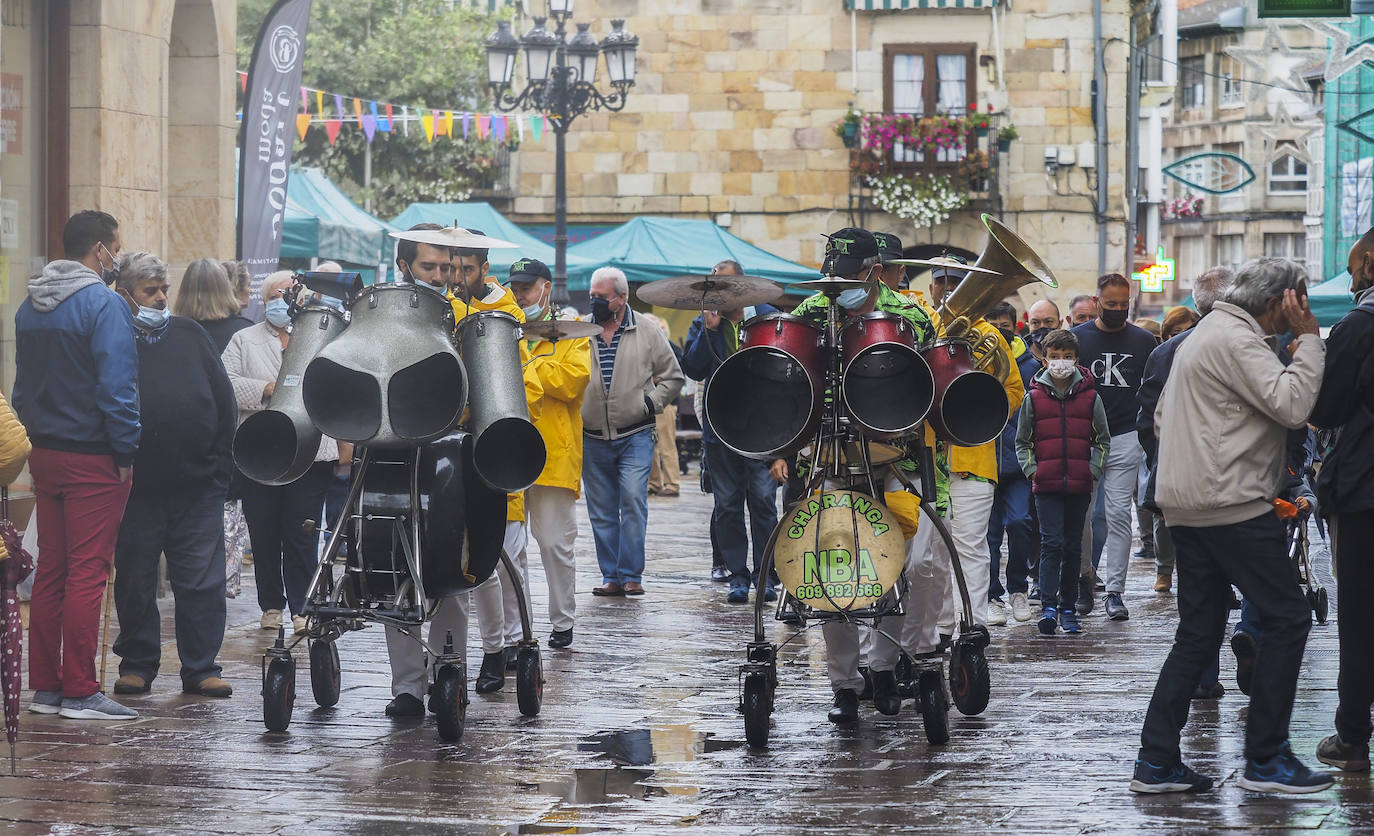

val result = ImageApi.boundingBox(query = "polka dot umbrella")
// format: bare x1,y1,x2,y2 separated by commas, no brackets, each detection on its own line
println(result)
0,488,33,776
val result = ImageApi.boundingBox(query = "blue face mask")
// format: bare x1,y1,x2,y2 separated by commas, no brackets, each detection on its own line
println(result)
836,287,869,311
134,305,169,329
521,284,549,321
265,298,291,328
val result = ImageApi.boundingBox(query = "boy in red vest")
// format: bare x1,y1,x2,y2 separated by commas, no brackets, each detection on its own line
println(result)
1015,329,1111,635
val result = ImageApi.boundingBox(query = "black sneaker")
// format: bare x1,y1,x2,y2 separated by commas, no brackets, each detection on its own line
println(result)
1104,592,1129,621
503,645,519,671
857,666,874,701
1129,758,1214,793
475,651,505,693
1237,742,1335,794
549,628,573,649
385,693,424,718
1076,578,1094,615
1191,682,1225,700
710,565,729,582
871,670,900,716
1231,631,1256,696
1316,734,1371,772
827,688,859,723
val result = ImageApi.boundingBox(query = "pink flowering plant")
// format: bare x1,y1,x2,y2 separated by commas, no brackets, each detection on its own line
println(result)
860,113,969,156
1165,193,1204,219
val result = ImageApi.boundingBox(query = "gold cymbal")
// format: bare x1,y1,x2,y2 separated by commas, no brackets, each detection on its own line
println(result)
887,257,1000,275
634,273,784,310
389,226,519,249
521,319,601,341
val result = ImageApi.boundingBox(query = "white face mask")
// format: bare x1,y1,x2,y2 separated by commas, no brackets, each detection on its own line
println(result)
1047,358,1076,379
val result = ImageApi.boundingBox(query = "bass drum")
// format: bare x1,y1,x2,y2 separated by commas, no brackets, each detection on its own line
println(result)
704,313,824,460
772,490,907,613
350,432,507,601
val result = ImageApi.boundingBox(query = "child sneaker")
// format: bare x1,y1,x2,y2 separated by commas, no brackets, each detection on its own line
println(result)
1037,606,1058,636
1058,608,1082,634
1237,742,1334,794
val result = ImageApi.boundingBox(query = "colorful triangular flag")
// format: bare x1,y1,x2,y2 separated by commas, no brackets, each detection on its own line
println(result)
531,114,544,143
374,101,390,133
315,90,323,114
334,94,344,120
240,72,247,93
421,111,435,141
300,86,309,110
444,111,454,137
361,113,377,142
493,114,507,141
476,113,488,139
325,118,341,145
462,112,471,138
296,112,312,141
352,97,363,120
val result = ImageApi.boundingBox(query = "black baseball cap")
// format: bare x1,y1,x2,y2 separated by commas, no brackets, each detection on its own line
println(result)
508,257,551,283
930,254,970,282
821,227,879,276
872,232,905,264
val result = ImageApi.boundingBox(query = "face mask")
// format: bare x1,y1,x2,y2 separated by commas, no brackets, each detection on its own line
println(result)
1100,307,1129,328
836,288,869,310
265,298,291,328
99,244,120,286
521,285,549,321
134,305,169,329
590,296,615,324
998,327,1016,344
1048,358,1076,379
1028,326,1053,346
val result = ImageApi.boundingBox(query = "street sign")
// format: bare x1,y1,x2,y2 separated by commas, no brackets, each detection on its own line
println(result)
1132,249,1176,294
1258,0,1350,18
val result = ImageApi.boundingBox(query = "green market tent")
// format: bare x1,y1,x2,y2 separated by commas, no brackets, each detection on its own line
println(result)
282,167,397,280
390,201,597,284
564,216,820,294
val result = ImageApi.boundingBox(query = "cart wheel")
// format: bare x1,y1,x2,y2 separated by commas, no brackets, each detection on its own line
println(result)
309,640,341,708
1314,586,1329,625
742,672,772,748
262,656,295,733
949,643,990,717
434,663,466,742
516,646,543,717
917,669,949,746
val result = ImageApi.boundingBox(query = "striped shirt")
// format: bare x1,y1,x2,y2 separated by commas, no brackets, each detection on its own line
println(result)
596,307,633,388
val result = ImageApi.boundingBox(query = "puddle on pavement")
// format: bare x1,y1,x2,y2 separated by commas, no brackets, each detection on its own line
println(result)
577,726,744,766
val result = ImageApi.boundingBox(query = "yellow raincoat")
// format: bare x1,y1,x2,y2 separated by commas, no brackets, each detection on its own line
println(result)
524,312,592,497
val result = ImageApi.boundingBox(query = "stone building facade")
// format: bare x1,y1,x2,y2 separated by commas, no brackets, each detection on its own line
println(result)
0,0,239,393
506,0,1131,306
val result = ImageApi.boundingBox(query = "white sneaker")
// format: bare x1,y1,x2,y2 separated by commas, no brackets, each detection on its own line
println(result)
292,614,308,633
987,598,1008,626
260,609,282,630
59,692,138,720
1010,592,1032,622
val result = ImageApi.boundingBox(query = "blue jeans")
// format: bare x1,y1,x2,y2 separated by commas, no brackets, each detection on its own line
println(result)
583,430,655,585
703,440,779,589
1087,478,1107,571
988,475,1032,598
1035,491,1091,611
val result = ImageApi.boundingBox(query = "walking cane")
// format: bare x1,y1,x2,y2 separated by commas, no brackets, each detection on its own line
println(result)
98,564,114,693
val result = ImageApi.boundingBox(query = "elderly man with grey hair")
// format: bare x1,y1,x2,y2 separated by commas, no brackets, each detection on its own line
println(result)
222,271,340,634
581,266,684,596
110,252,237,699
1131,257,1330,795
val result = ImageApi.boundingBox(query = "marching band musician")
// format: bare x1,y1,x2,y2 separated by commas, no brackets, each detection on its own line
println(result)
790,228,934,724
380,225,542,716
505,258,593,649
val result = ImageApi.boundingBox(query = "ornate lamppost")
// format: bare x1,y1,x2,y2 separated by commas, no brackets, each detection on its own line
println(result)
485,2,638,305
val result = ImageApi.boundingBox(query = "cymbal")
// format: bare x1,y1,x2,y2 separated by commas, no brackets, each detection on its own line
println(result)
634,274,784,310
795,277,873,293
887,257,1000,275
522,319,601,341
390,226,519,249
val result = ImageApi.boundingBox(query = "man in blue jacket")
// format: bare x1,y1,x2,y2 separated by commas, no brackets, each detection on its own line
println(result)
14,210,140,720
681,259,781,604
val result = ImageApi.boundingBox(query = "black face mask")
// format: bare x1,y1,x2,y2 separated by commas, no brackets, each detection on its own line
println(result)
1100,307,1129,328
1028,326,1053,346
590,297,615,324
998,327,1016,345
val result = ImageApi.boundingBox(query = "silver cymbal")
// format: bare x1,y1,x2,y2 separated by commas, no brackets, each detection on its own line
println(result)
390,226,519,249
522,319,601,341
887,257,1000,275
634,273,784,310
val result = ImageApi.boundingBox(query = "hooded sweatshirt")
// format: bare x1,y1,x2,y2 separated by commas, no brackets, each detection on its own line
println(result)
13,260,140,465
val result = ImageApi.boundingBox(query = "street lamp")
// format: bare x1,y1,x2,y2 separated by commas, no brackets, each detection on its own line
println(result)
485,4,638,305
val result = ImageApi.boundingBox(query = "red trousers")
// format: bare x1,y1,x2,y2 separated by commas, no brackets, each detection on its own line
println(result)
28,449,131,698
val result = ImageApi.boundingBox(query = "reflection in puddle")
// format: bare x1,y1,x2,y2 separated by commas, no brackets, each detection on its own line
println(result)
578,727,744,766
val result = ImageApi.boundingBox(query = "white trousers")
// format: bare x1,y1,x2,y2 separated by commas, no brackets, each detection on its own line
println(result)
489,520,530,648
898,508,942,655
526,485,577,632
935,475,995,631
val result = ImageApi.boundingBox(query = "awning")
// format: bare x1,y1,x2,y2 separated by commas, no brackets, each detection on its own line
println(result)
846,0,999,9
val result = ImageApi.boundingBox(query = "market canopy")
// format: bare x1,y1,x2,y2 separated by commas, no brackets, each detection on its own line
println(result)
390,201,596,283
1176,269,1358,328
564,216,820,293
283,167,396,271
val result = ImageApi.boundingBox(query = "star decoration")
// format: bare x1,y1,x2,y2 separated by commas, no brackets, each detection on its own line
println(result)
1225,23,1323,113
1304,20,1374,83
1257,101,1321,164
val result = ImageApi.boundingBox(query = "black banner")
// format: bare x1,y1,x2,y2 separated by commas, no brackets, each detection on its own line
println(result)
236,0,312,319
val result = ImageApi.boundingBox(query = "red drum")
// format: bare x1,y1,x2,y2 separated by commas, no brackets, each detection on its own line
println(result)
839,313,935,438
704,313,824,459
922,338,1009,447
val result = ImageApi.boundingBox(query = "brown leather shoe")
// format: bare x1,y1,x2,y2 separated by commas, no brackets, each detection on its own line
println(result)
622,582,645,596
1154,573,1172,593
183,677,233,698
592,582,624,597
113,674,150,695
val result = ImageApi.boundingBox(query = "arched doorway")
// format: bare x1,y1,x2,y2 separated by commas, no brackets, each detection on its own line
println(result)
166,0,224,268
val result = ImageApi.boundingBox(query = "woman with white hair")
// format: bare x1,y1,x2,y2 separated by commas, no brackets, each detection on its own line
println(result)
221,271,339,634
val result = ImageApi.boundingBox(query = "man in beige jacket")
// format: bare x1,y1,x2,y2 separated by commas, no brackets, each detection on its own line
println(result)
1132,257,1330,795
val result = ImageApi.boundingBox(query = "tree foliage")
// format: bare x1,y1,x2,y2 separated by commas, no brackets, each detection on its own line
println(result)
237,0,512,218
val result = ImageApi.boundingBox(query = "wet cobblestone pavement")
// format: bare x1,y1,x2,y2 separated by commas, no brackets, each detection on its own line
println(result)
3,484,1370,833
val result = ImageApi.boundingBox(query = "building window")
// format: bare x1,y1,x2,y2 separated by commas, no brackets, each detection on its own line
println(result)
1215,234,1244,274
884,44,975,170
1180,56,1206,110
1218,55,1243,108
1264,232,1307,270
1172,146,1205,198
1269,151,1308,194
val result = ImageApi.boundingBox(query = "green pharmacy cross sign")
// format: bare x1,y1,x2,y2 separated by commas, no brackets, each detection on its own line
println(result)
1133,249,1176,294
1258,0,1350,17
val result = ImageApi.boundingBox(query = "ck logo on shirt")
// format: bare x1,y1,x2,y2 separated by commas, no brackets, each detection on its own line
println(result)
1092,353,1134,387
